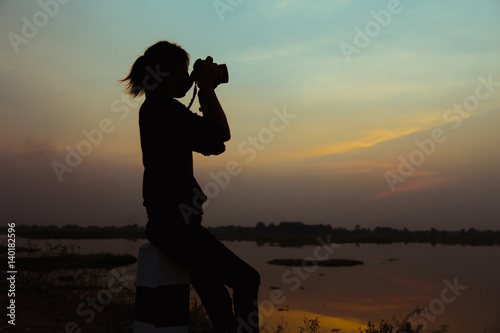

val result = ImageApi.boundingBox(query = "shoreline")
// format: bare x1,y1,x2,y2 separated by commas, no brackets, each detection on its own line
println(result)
2,222,500,246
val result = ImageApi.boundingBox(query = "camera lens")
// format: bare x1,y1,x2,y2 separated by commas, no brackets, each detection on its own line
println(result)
217,64,229,84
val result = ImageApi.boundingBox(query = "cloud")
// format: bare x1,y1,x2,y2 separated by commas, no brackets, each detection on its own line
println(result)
21,135,55,153
364,173,459,201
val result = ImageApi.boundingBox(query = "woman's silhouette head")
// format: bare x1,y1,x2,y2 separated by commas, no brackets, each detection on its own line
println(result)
121,41,191,98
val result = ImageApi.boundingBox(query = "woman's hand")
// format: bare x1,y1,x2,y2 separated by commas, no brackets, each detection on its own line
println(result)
195,57,219,90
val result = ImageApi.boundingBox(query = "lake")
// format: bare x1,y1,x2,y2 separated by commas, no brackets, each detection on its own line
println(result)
16,237,500,333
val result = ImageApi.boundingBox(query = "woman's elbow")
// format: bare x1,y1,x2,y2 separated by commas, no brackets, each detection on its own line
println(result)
216,126,230,142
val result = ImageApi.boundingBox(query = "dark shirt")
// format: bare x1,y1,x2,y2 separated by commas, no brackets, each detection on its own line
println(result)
139,94,226,218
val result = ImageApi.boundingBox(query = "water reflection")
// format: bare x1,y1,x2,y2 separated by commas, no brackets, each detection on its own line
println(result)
16,238,500,333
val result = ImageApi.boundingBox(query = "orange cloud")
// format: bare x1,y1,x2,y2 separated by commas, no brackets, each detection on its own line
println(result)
364,173,458,201
309,127,421,157
303,159,394,175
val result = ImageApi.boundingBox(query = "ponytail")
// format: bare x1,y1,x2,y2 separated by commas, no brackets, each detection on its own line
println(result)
120,41,190,97
121,55,148,97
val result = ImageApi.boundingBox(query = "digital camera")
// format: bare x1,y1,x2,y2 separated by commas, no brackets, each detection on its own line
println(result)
191,58,229,86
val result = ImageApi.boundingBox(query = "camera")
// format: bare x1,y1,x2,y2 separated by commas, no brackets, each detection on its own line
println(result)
191,58,229,86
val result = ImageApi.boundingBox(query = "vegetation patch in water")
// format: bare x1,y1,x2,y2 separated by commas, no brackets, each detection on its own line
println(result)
17,253,137,271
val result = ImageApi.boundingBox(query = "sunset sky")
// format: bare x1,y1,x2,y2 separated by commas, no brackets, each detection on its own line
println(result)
1,0,499,230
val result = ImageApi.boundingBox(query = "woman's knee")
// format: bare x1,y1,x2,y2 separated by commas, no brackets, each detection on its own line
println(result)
246,266,261,289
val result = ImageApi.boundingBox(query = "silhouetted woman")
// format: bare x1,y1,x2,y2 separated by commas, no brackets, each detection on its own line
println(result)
122,41,260,333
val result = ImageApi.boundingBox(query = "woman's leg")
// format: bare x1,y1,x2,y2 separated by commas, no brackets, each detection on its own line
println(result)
145,219,260,333
190,269,238,333
187,226,260,333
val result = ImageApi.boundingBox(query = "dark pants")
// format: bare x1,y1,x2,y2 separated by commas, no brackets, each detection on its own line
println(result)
145,211,260,333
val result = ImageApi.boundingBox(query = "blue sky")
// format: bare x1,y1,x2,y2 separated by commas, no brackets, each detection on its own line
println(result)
1,0,499,229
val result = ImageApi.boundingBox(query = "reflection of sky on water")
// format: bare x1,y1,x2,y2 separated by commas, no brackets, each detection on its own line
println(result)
17,238,500,333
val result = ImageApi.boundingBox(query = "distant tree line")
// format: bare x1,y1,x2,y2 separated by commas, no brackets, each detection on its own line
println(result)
2,221,499,245
207,222,500,246
209,221,499,237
